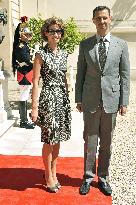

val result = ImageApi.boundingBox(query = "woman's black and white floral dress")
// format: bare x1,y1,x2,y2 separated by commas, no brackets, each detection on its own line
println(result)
36,44,71,145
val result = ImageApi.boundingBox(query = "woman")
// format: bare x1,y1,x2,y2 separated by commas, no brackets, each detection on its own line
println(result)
31,17,71,193
12,16,35,129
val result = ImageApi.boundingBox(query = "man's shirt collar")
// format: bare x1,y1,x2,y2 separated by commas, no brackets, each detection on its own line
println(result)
96,33,111,43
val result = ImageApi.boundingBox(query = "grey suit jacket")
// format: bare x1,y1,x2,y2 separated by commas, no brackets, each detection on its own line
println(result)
75,34,130,113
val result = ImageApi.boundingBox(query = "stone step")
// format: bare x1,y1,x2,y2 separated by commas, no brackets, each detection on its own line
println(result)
0,119,16,137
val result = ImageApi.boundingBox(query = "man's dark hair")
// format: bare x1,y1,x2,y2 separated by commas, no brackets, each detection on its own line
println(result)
93,6,110,18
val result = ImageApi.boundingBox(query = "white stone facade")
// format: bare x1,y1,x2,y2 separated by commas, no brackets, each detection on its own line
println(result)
0,0,136,76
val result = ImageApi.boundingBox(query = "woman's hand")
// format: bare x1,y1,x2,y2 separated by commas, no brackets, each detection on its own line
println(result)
76,103,83,112
31,108,38,122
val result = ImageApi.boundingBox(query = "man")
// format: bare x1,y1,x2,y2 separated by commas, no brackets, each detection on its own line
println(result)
12,16,35,129
75,6,130,195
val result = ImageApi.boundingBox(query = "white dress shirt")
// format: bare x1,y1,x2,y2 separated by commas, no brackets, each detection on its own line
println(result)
96,32,111,57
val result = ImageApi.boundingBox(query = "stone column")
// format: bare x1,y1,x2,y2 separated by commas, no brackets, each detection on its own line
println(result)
0,68,7,123
0,3,13,119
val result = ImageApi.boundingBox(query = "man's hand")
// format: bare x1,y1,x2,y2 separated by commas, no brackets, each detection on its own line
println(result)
119,106,127,116
76,103,83,112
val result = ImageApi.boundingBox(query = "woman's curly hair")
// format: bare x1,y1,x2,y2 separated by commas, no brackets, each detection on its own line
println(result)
41,16,64,41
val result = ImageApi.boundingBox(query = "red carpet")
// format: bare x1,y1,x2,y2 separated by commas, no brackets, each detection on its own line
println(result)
0,155,111,205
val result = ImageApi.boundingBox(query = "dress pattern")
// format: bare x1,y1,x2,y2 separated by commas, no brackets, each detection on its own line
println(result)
36,44,71,144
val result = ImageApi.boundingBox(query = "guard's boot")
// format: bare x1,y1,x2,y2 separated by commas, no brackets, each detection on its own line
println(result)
19,101,35,129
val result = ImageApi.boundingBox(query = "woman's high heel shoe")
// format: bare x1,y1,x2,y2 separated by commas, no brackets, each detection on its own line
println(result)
46,185,58,193
43,174,59,193
55,182,61,189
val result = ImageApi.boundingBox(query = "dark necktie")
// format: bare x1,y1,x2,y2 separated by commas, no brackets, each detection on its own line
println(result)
98,38,107,72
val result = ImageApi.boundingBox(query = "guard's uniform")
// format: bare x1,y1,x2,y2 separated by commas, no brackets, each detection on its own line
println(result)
15,41,33,101
12,17,35,129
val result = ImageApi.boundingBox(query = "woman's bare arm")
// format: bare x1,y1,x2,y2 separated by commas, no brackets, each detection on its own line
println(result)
31,53,43,122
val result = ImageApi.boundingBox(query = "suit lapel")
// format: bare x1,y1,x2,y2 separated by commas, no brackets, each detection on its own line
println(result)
103,35,118,73
87,35,118,73
95,43,101,71
88,36,100,71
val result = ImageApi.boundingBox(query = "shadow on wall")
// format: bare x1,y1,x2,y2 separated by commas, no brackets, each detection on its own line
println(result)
111,0,136,28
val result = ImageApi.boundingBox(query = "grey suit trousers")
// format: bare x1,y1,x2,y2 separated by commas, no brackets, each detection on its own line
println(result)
83,104,117,183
